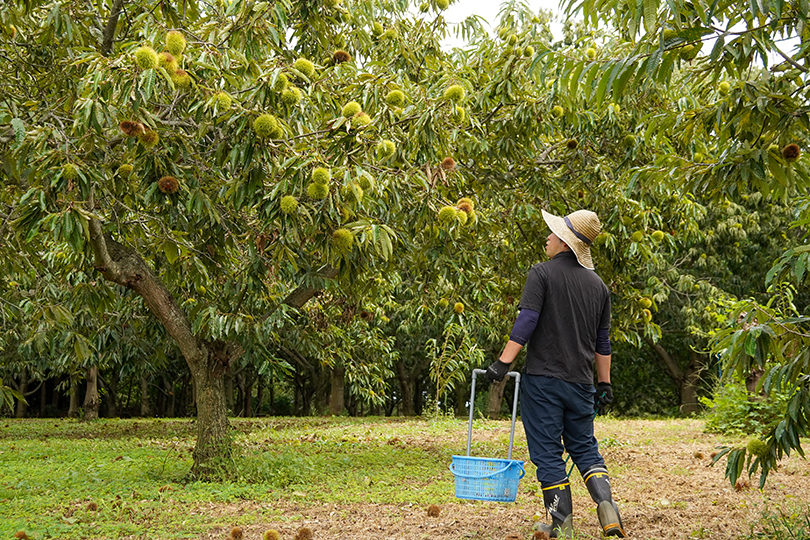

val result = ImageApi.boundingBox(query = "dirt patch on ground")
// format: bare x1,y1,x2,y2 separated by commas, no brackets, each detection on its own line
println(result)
200,419,809,540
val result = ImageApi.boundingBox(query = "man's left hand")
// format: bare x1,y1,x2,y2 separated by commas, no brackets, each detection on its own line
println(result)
485,360,511,382
595,382,613,415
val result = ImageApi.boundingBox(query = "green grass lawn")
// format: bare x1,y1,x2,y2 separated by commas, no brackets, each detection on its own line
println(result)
5,416,808,540
0,416,505,539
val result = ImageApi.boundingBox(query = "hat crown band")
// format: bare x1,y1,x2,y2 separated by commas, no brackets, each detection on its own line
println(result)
564,215,594,245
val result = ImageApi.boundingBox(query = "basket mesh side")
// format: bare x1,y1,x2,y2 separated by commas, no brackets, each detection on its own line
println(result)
451,456,522,502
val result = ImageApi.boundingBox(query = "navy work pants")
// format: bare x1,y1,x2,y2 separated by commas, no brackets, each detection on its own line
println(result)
520,374,604,484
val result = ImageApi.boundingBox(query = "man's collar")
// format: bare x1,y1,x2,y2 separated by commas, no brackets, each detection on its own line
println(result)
552,250,577,260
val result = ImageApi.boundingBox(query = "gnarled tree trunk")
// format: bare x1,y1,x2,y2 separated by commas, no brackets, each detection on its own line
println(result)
91,3,238,480
163,376,176,417
88,219,240,478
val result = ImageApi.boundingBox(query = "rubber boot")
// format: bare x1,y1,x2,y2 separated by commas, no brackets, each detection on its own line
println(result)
582,465,627,538
534,480,574,538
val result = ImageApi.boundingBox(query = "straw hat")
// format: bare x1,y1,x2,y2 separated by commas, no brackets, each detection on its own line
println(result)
541,209,602,269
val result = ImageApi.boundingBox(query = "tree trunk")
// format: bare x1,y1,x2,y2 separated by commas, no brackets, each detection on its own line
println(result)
414,376,424,415
83,366,100,421
679,351,703,415
397,360,415,416
645,337,704,416
244,371,254,417
235,372,245,416
256,379,264,416
329,364,345,415
189,359,232,479
488,378,508,419
454,382,467,417
294,377,301,415
178,375,190,417
164,376,176,417
40,381,48,417
68,374,80,418
746,368,765,395
52,381,61,416
266,377,275,415
296,368,315,416
103,370,119,417
140,374,153,417
100,0,125,56
88,215,242,477
14,369,28,418
92,0,241,475
225,371,234,414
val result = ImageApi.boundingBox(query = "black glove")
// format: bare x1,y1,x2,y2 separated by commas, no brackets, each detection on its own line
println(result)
485,360,511,382
595,382,613,415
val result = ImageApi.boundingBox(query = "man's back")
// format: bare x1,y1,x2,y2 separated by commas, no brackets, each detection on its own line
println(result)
519,250,610,384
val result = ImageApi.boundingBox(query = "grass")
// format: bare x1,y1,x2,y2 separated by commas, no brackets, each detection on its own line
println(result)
745,504,810,539
0,416,510,539
2,416,808,540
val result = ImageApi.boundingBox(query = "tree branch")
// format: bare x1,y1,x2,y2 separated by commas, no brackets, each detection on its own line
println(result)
102,0,126,57
771,42,810,73
644,336,684,384
87,216,208,368
282,265,339,309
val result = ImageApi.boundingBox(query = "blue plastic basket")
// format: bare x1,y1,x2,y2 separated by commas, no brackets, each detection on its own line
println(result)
449,455,525,502
450,369,524,502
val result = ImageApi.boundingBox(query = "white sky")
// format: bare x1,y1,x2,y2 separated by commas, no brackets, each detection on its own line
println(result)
437,1,795,63
438,0,567,48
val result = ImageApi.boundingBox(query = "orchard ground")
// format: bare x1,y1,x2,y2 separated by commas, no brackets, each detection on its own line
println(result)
1,416,808,539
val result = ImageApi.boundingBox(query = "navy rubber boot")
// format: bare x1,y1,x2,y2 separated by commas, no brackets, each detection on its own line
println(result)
534,480,574,538
582,465,627,538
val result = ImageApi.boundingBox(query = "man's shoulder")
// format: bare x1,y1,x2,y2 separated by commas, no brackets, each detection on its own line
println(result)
530,253,575,272
535,256,609,288
528,260,555,278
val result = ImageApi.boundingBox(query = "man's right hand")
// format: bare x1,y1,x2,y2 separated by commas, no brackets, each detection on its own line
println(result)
485,360,511,382
595,382,613,415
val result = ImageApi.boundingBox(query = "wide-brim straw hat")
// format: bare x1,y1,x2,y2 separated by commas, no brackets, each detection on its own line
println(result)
542,209,602,270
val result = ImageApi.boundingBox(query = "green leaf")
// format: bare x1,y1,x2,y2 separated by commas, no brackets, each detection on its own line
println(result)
680,27,714,42
163,240,181,264
582,62,601,100
73,335,91,363
11,118,25,146
769,159,788,187
645,48,662,82
568,62,585,97
710,35,725,62
744,331,758,357
139,69,155,101
595,62,615,105
643,0,659,33
612,58,639,102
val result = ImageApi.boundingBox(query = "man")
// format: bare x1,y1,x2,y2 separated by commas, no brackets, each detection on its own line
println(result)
486,209,626,538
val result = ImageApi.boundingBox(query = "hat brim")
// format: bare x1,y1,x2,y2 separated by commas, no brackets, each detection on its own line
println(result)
542,209,594,270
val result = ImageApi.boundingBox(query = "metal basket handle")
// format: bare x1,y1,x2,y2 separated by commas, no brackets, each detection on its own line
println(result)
449,460,526,480
467,368,521,459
